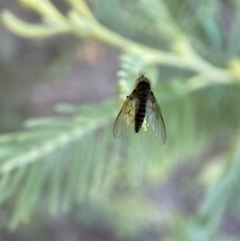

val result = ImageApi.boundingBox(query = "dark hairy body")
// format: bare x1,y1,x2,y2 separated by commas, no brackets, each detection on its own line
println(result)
128,80,152,133
113,74,166,144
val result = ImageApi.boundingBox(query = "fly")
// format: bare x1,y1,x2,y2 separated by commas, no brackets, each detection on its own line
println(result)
113,73,167,144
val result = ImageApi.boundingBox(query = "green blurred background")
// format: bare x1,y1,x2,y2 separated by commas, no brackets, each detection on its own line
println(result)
0,0,240,240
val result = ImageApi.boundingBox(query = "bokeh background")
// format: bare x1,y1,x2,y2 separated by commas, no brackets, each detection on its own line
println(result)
0,0,240,241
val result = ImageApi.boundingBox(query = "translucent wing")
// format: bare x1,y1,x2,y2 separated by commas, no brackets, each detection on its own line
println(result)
146,93,167,144
113,96,136,138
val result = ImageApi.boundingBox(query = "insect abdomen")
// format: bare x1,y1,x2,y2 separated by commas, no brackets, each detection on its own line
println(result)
135,101,146,133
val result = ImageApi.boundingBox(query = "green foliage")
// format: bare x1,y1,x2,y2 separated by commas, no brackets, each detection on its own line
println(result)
0,101,117,228
1,0,240,240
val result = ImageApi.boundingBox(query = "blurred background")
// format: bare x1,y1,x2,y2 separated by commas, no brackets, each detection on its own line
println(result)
0,0,240,240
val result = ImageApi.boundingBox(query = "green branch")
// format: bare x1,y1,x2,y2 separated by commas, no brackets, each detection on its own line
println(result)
1,0,239,89
0,101,117,174
188,128,240,241
1,11,69,38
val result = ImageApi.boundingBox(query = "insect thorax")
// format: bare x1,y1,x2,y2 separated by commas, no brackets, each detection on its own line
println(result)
135,78,151,96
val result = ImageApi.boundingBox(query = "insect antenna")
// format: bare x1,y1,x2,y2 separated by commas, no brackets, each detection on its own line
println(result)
139,71,146,78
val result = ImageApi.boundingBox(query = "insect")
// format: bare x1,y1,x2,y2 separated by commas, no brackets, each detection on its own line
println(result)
113,73,167,144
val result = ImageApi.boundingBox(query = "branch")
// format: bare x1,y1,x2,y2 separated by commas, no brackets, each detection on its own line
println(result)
1,0,239,88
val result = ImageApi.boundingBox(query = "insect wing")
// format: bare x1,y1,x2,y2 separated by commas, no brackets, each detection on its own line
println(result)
113,97,135,138
146,95,167,144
